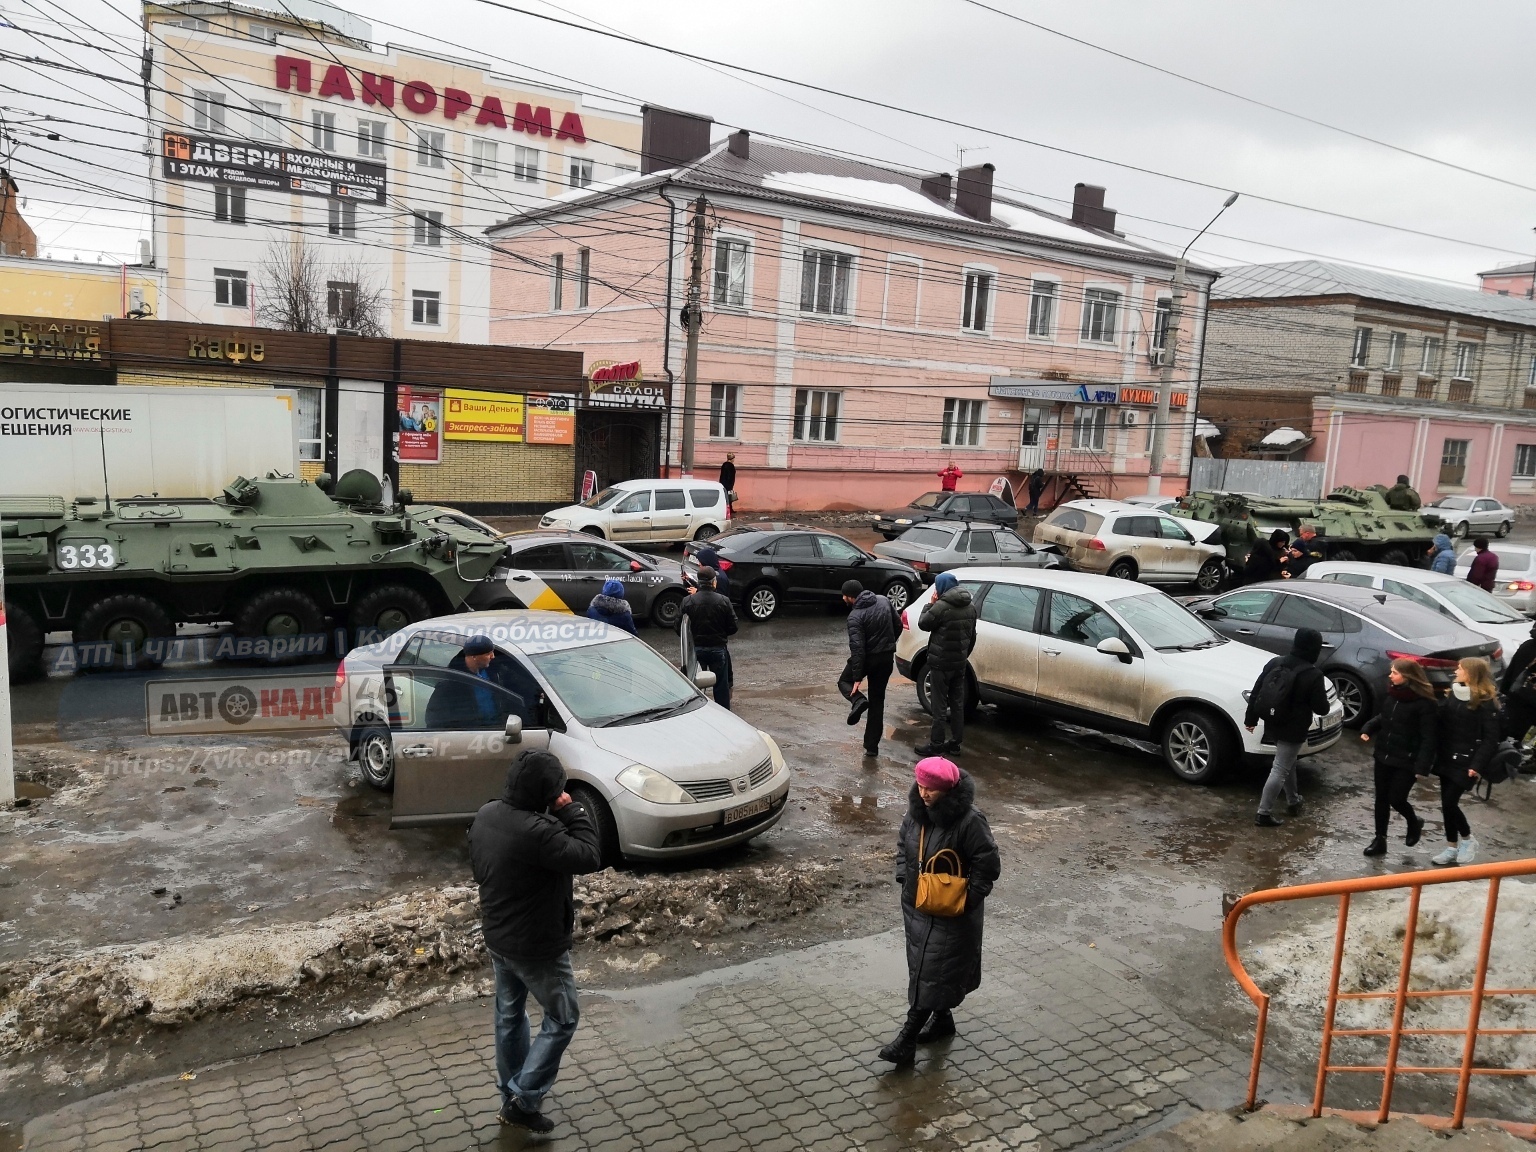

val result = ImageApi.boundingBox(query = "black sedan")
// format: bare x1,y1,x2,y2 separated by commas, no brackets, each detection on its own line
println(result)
872,491,1019,538
682,527,922,621
465,531,687,627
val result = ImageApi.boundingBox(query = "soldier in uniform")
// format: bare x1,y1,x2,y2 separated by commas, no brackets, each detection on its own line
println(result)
1384,474,1421,511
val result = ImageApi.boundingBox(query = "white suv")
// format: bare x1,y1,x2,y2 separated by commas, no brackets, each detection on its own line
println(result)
541,478,731,544
1033,499,1226,591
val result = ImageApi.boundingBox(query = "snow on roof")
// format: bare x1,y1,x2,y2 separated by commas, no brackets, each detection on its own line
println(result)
760,172,964,220
988,201,1145,254
1258,426,1309,447
1195,418,1222,439
545,165,664,206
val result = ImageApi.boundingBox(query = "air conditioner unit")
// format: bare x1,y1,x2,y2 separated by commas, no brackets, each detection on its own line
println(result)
1120,410,1138,427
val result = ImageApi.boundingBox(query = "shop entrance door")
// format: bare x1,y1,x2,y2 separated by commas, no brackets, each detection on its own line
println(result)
575,409,660,498
338,379,384,479
1017,405,1049,471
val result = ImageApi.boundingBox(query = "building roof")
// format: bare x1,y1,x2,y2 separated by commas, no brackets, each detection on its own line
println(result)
1478,261,1536,279
1212,259,1536,328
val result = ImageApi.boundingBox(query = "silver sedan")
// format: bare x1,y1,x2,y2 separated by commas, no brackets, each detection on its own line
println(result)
872,519,1065,583
1427,495,1515,538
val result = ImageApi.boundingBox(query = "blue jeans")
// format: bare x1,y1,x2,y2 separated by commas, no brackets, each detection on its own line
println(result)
697,646,732,709
492,950,580,1111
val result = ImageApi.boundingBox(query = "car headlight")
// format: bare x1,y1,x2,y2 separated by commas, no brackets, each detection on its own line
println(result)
759,730,786,774
616,764,692,804
895,518,912,525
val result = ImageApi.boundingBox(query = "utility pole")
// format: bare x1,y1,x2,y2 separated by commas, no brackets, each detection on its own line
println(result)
0,548,14,807
680,195,707,475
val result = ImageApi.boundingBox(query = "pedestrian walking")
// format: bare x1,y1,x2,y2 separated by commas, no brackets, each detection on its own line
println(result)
878,755,1001,1066
585,579,638,635
1245,627,1331,826
1280,523,1325,579
839,579,902,758
681,565,737,709
1467,536,1498,592
938,461,963,492
469,749,603,1133
1499,620,1536,742
1432,658,1498,866
1360,658,1438,856
1384,474,1422,511
719,453,737,518
1427,532,1457,575
1025,468,1047,516
915,572,977,756
1241,529,1289,585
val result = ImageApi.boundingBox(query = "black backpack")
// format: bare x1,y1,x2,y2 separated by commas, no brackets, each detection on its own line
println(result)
1473,739,1522,801
1252,661,1300,725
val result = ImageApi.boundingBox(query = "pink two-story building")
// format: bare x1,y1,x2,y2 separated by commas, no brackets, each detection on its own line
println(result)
486,107,1215,512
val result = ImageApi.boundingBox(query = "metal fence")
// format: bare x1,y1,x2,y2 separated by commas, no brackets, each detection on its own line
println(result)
1189,458,1326,499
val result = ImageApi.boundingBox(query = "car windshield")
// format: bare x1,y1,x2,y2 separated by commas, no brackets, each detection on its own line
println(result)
1427,579,1526,624
580,487,626,510
529,639,702,727
1434,497,1473,510
1110,592,1225,651
909,492,944,510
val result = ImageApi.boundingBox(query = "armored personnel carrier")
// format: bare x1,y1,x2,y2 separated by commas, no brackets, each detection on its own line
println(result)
1,470,505,677
1175,485,1444,570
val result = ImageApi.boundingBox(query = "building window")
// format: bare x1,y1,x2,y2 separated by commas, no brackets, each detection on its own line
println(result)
709,384,740,439
296,387,323,461
1028,279,1057,338
1453,341,1478,380
192,90,226,134
328,199,356,237
416,130,445,168
1350,326,1372,368
1151,297,1173,355
1440,438,1470,487
214,185,246,225
1420,335,1442,375
800,250,852,316
249,100,283,142
169,16,210,30
1346,373,1368,393
412,211,443,247
941,398,984,446
1384,331,1406,371
214,268,248,308
1071,405,1107,451
471,139,497,176
793,388,841,442
713,239,748,307
577,248,590,309
1079,288,1120,344
568,157,594,188
514,146,540,182
1380,376,1400,397
326,281,357,327
552,253,564,311
1515,445,1536,479
311,110,335,151
358,119,387,158
1449,380,1474,403
1528,355,1536,389
247,22,278,42
961,271,992,333
1415,378,1436,400
411,290,440,326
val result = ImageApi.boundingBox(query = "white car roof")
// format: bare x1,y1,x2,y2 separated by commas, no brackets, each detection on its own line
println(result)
614,477,723,490
1305,562,1450,587
364,610,629,662
942,565,1175,599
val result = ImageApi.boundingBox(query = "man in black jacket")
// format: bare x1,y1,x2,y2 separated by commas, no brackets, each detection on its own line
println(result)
839,580,902,758
1280,524,1325,579
1500,620,1536,740
1244,627,1332,826
680,566,738,708
469,749,603,1133
915,572,978,756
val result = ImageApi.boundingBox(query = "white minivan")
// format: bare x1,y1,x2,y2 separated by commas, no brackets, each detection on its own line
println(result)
541,478,731,544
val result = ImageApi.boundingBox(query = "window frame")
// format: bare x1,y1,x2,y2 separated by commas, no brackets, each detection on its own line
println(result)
1027,276,1059,340
249,99,283,142
568,156,594,188
357,118,387,159
470,138,497,177
191,89,227,134
1350,326,1372,368
213,268,248,308
415,129,446,168
1079,286,1122,346
1070,404,1108,451
1150,295,1173,356
311,109,336,152
1440,437,1471,487
709,383,740,439
513,145,540,183
295,385,324,462
941,397,985,447
792,388,842,443
712,235,751,309
412,210,443,247
410,290,441,326
552,253,564,311
576,248,590,310
1453,340,1479,381
1515,444,1536,480
1420,335,1443,376
799,246,856,319
960,265,995,334
213,184,246,225
327,198,357,237
326,280,358,327
1384,331,1406,372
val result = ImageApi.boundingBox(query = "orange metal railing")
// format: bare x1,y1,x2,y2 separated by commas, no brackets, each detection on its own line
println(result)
1223,858,1536,1128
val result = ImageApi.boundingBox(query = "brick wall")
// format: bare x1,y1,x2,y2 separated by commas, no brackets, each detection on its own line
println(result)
1203,300,1357,394
400,439,574,508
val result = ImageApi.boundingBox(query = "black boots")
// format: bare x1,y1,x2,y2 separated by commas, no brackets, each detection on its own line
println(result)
1364,836,1387,856
1406,814,1425,847
878,1010,928,1066
916,1010,955,1043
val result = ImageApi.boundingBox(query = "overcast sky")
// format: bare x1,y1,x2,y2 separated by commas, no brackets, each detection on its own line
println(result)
8,0,1536,288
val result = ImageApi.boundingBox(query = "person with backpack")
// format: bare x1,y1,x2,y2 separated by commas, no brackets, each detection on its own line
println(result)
839,580,903,759
1500,620,1536,742
1244,628,1332,826
1359,658,1438,857
1432,657,1498,866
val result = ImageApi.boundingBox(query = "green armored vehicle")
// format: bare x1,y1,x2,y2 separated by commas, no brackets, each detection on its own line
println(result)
1175,485,1445,570
0,470,505,677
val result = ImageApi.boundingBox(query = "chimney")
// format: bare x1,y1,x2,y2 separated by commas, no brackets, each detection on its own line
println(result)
920,172,953,205
727,130,750,160
1071,183,1118,232
640,105,714,175
954,163,994,223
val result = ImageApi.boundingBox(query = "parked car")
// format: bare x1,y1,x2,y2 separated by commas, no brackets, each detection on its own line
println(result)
464,531,687,628
540,478,731,543
1033,499,1226,591
337,611,790,861
893,568,1343,783
1182,580,1502,726
871,520,1065,582
1455,543,1536,615
1304,561,1532,656
682,526,921,620
1426,495,1514,538
872,491,1019,538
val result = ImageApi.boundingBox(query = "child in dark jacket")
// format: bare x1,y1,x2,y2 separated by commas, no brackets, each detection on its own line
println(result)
1432,658,1499,865
585,580,638,635
1360,658,1438,857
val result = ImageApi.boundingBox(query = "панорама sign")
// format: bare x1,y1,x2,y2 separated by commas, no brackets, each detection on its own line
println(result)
162,132,387,203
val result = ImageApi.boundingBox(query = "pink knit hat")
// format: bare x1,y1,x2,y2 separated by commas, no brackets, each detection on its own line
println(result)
914,756,960,791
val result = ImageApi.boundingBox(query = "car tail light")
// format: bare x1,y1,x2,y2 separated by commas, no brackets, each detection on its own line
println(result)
334,662,347,693
1087,538,1106,551
912,560,929,572
1386,650,1459,671
718,558,733,571
901,608,910,631
1508,580,1535,592
1494,646,1504,661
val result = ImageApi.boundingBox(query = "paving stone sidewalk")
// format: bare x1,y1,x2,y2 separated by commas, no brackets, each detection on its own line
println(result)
22,917,1263,1151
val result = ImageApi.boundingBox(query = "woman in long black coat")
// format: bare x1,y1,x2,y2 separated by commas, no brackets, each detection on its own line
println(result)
880,757,1001,1066
1432,658,1499,865
1360,657,1438,857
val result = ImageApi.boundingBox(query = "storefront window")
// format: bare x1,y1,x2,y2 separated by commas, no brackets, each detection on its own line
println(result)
296,387,323,462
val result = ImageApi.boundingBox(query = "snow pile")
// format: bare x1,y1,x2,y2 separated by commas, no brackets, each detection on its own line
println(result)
761,172,965,219
1258,426,1310,447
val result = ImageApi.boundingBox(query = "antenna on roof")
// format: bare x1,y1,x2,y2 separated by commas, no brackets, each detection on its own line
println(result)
98,421,112,513
957,144,989,166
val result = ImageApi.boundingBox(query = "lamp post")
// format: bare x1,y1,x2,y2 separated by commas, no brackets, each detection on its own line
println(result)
1147,192,1238,495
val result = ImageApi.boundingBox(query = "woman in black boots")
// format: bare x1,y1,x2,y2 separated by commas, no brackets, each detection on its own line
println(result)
1360,658,1438,856
1432,658,1498,865
879,756,1001,1067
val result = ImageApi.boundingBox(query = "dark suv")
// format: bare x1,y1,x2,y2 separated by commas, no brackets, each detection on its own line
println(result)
873,491,1018,538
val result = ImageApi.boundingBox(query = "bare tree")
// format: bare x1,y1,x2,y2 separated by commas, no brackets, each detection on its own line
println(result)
257,238,390,336
325,254,389,337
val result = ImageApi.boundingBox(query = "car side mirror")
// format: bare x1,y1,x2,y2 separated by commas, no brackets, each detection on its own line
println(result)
1198,606,1228,619
504,715,523,744
694,669,717,689
1096,636,1133,663
852,555,866,566
630,560,643,572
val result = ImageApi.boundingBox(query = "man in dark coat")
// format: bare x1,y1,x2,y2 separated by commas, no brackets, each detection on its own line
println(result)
1467,536,1498,592
1245,627,1331,826
1384,474,1421,511
719,454,736,517
695,546,730,598
1280,523,1325,579
680,566,737,709
916,572,977,756
1499,620,1536,741
1025,468,1047,516
469,749,603,1133
839,580,902,758
425,636,527,729
879,757,1001,1066
1241,530,1288,585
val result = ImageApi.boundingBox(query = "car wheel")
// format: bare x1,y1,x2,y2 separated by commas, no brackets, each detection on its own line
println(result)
1498,521,1512,538
1161,708,1232,784
567,783,621,868
913,658,933,714
693,523,719,541
356,725,395,791
581,526,605,538
648,589,684,629
348,584,433,643
1194,558,1225,593
745,582,780,621
1107,558,1138,581
1454,521,1470,539
1329,671,1372,727
964,668,981,721
1376,548,1410,567
883,579,915,612
74,593,173,671
5,599,45,681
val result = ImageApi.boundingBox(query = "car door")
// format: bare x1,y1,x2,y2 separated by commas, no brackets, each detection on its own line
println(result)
1473,499,1502,532
500,541,578,611
968,580,1042,699
767,533,823,600
567,539,640,614
608,489,652,541
957,528,1000,568
650,487,690,540
980,494,1018,528
814,533,872,599
1116,515,1166,577
1264,593,1350,661
1206,588,1281,646
1036,589,1145,723
1157,516,1204,578
993,529,1042,569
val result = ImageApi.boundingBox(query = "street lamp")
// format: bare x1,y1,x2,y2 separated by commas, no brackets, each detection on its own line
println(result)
1146,192,1239,496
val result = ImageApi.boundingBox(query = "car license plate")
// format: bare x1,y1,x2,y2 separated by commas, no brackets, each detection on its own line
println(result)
723,796,770,825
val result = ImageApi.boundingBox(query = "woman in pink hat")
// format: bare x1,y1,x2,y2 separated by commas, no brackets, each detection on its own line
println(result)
879,756,1000,1066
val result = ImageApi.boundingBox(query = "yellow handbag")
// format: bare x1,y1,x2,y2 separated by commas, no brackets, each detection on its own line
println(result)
913,826,968,918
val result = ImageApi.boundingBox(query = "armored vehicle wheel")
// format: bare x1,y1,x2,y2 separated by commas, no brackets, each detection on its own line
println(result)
5,599,44,681
1107,558,1138,581
74,594,172,670
648,589,684,629
1498,521,1513,538
356,725,395,791
235,587,324,641
348,584,432,641
1376,549,1411,567
1327,547,1358,562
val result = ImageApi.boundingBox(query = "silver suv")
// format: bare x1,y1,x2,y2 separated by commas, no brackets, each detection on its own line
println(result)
1033,499,1225,591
